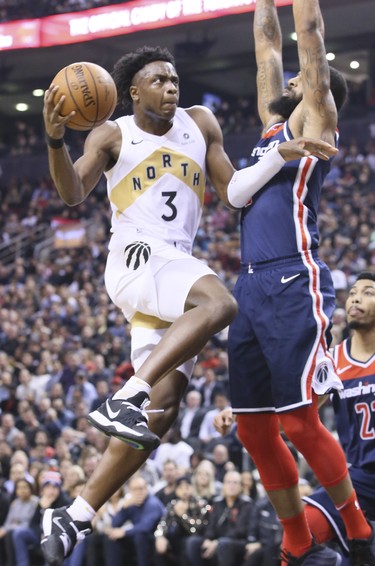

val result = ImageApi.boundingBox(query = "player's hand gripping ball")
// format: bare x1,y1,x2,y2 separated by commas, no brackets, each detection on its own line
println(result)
51,62,117,131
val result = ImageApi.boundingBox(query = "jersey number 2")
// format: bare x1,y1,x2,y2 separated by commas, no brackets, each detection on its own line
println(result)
355,401,375,440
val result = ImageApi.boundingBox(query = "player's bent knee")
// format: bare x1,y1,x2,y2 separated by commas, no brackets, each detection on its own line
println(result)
208,293,238,327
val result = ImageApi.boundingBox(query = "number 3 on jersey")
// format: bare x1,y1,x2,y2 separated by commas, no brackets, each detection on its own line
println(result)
161,191,177,221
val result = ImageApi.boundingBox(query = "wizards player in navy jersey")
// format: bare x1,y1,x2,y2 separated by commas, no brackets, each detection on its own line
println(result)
226,0,375,564
303,272,375,564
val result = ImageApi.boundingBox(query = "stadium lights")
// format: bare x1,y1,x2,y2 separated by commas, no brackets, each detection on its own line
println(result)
326,52,335,61
15,103,28,111
350,60,360,69
32,89,44,97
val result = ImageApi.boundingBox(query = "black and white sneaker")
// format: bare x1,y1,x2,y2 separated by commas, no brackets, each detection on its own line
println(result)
87,391,161,451
348,521,375,565
281,543,342,565
41,507,92,566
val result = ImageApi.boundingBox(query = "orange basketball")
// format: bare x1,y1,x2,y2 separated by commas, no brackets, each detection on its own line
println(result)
50,62,117,131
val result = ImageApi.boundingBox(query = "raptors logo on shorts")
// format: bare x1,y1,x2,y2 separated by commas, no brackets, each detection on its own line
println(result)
124,241,151,270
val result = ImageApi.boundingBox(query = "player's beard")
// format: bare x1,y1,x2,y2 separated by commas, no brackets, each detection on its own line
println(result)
348,319,373,331
268,93,301,120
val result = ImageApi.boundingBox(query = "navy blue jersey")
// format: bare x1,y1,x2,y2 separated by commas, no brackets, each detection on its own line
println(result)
303,337,375,554
241,121,332,264
331,337,375,471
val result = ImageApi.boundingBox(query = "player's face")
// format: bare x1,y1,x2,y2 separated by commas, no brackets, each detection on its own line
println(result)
268,72,303,119
286,72,303,101
132,61,179,121
346,278,375,330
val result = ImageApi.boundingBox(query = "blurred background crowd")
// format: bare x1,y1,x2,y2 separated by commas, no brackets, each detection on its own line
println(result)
0,1,375,565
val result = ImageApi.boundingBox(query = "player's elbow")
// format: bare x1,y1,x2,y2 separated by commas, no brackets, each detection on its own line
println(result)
295,19,320,39
58,191,85,207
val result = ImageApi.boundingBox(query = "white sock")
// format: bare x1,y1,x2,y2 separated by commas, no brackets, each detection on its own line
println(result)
67,495,96,523
113,376,151,400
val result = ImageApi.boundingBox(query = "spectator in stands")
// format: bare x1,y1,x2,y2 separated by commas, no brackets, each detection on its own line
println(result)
62,464,86,501
86,485,127,566
11,470,70,566
198,390,231,449
177,389,206,450
0,478,38,565
3,452,34,496
198,367,226,408
210,443,236,483
153,424,194,476
242,493,283,566
240,470,259,502
185,470,253,566
0,485,10,564
105,474,165,566
89,378,110,412
154,475,210,565
65,368,98,410
191,459,222,505
1,413,19,445
153,459,180,507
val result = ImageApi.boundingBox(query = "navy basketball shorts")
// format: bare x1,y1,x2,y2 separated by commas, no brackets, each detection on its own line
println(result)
303,466,375,554
228,252,342,413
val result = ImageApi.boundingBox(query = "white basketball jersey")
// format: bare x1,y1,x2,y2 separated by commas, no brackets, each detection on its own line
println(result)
105,108,207,253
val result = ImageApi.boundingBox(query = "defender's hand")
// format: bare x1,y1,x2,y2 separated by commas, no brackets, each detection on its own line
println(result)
213,408,235,436
278,138,338,161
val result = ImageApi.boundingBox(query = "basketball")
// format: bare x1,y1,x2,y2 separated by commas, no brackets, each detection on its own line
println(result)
50,62,117,131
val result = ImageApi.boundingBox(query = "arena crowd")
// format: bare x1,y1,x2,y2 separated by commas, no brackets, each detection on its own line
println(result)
0,3,374,565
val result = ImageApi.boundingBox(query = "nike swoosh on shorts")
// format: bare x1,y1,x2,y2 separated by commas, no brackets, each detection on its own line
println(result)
281,273,301,284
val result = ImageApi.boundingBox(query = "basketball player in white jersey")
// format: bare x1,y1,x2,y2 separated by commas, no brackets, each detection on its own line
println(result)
41,46,337,564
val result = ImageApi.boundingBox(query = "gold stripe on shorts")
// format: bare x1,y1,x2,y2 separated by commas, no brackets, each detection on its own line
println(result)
130,312,172,329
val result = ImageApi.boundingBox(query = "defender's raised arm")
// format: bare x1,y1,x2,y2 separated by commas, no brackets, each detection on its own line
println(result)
292,0,337,143
254,0,284,129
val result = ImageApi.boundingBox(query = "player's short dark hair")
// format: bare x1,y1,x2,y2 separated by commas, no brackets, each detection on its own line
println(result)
329,66,348,112
112,45,176,108
355,271,375,283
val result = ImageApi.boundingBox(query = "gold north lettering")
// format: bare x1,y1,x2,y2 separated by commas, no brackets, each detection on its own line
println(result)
121,148,204,202
131,159,201,190
146,167,156,179
162,154,171,167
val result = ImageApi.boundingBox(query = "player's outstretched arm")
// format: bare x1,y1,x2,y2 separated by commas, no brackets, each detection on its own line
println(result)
292,0,337,142
43,85,114,206
254,0,284,129
227,137,338,208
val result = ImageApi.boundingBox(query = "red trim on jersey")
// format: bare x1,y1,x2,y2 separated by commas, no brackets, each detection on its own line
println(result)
296,158,312,251
262,123,284,140
295,157,329,399
334,341,375,381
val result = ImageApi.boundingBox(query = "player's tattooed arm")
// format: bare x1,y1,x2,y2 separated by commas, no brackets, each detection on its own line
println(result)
293,0,337,141
254,0,284,129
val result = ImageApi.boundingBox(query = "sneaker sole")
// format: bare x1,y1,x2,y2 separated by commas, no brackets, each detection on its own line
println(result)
41,534,65,566
87,413,160,451
41,509,65,566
